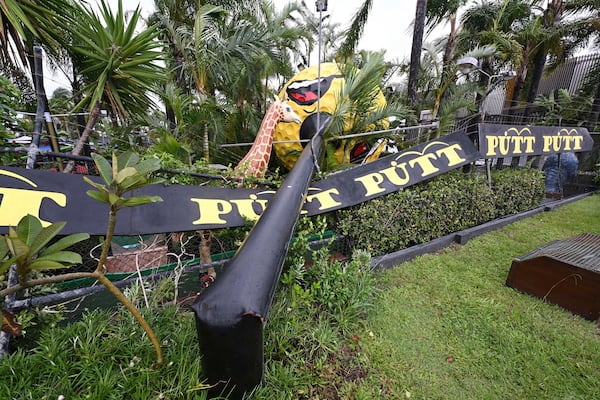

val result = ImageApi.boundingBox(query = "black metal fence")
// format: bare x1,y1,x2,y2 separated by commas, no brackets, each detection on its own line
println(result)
538,53,600,97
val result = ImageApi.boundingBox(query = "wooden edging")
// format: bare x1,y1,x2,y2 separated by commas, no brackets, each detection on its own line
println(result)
370,192,597,271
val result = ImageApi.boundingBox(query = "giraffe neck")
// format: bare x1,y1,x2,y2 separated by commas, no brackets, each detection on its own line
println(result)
235,102,282,178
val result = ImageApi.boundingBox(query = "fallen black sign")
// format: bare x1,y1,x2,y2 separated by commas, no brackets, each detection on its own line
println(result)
0,131,479,235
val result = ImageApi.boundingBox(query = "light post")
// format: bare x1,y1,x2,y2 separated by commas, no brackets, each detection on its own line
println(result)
456,57,516,120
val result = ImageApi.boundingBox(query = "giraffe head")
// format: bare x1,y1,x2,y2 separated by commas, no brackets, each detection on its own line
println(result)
274,98,302,124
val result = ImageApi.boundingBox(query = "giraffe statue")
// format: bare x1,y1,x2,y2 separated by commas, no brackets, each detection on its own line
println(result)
233,98,302,181
198,99,301,289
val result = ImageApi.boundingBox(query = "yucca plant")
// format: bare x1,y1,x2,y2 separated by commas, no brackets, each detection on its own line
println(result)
64,0,165,171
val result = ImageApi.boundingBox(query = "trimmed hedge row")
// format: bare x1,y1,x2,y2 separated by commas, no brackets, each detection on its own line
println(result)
491,167,546,217
336,168,545,257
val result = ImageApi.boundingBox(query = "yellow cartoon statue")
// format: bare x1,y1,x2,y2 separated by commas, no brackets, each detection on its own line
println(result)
273,62,388,170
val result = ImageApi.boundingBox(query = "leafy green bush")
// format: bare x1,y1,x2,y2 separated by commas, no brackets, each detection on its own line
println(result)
491,167,545,217
337,168,544,256
280,248,375,332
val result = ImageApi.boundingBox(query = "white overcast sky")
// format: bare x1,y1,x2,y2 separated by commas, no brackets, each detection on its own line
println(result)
273,0,420,62
45,0,438,94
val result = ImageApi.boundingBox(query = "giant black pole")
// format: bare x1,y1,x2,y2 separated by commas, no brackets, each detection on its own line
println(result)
192,116,330,398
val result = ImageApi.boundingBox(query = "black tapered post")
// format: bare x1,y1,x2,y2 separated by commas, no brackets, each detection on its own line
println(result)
192,116,329,398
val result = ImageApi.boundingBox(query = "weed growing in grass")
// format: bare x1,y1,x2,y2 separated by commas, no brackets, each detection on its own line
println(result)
253,246,378,399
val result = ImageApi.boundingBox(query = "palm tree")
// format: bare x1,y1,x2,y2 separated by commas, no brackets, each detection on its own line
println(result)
525,0,600,106
569,0,600,128
424,0,470,114
426,0,469,67
148,0,312,166
564,0,600,51
323,53,414,168
524,0,565,106
407,0,428,106
457,0,528,82
336,0,374,61
48,87,78,139
0,0,69,75
0,0,75,119
434,46,497,135
254,1,313,76
63,0,165,172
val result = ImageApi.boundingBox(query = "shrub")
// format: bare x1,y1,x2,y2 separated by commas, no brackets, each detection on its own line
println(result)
337,168,544,257
491,167,545,217
256,246,377,397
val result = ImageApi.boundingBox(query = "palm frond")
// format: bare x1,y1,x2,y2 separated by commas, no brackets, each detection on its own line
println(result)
335,0,374,61
325,53,409,144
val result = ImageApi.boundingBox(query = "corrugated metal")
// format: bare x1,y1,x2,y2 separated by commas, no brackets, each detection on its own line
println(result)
515,233,600,272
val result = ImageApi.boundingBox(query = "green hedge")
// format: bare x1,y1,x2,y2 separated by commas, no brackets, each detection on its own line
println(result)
336,168,545,256
491,167,546,217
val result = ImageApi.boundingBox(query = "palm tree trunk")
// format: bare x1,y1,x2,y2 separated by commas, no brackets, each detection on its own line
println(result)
407,0,428,106
526,47,546,107
526,0,564,113
442,14,457,66
510,45,530,114
70,74,89,147
63,103,100,173
166,106,176,130
437,14,457,116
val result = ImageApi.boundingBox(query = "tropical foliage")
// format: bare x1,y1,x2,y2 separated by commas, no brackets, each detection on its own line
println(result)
0,0,598,172
0,215,88,280
0,152,165,363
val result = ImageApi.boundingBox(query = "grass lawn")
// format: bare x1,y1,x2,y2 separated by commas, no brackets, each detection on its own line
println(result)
358,194,600,399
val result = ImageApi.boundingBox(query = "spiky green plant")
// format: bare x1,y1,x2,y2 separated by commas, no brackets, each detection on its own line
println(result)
64,0,165,170
0,151,165,364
